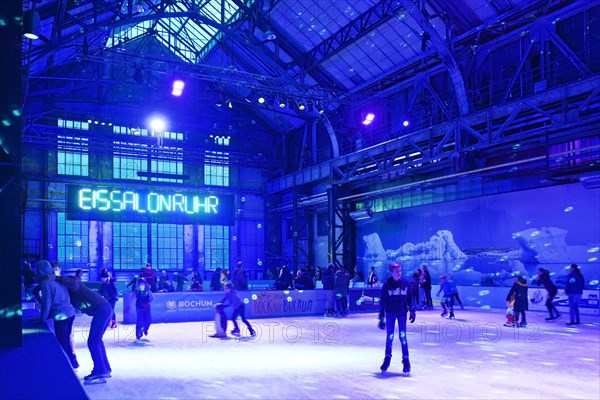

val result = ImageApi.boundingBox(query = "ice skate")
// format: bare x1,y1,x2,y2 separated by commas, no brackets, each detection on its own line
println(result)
380,355,391,372
402,358,411,375
144,328,149,336
440,310,448,318
84,377,107,385
110,321,118,329
249,328,256,337
449,313,455,320
230,328,240,336
518,321,527,328
84,372,109,384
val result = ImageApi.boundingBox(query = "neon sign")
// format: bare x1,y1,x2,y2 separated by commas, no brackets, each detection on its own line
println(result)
67,185,234,225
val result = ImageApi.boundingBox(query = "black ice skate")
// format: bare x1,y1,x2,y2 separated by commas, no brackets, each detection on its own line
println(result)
230,328,240,336
249,328,256,337
402,357,411,374
449,313,455,320
380,355,392,372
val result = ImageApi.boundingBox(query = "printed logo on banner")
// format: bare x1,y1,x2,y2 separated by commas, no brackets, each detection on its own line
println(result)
166,301,176,310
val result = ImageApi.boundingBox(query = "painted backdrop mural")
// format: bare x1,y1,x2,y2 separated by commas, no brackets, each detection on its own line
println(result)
357,183,600,289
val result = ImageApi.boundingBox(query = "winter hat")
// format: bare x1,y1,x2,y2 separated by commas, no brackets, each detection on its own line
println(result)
100,270,109,278
137,278,147,286
36,260,54,279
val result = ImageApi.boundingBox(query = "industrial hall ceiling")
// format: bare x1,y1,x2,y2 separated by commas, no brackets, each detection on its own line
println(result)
21,0,600,204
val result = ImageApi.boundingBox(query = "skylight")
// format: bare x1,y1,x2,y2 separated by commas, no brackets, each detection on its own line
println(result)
106,0,249,63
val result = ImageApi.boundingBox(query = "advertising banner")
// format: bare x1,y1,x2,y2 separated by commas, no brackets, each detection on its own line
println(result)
123,290,329,324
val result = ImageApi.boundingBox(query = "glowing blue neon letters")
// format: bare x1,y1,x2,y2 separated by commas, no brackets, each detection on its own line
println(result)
77,188,219,215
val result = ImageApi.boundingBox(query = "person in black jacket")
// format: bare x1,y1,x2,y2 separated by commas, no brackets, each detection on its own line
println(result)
378,262,416,374
535,268,560,320
233,261,248,291
506,274,529,327
420,264,433,310
99,270,119,329
210,268,222,291
295,268,315,290
322,264,335,317
565,264,585,325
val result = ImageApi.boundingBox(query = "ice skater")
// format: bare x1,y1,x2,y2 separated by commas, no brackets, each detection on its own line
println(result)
220,282,255,336
504,295,516,327
99,270,119,329
506,274,528,327
448,275,464,310
535,268,560,320
565,264,585,325
36,260,79,370
437,275,455,319
55,272,113,384
378,262,416,374
135,278,154,339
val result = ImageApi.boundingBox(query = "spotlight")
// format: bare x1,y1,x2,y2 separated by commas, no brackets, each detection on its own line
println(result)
149,117,166,132
297,100,306,111
258,96,265,104
403,120,410,127
278,98,286,108
264,29,277,41
23,11,41,40
171,79,185,96
362,113,375,125
316,102,325,115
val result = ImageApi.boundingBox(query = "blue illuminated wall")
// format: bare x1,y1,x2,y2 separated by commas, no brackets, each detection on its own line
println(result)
357,183,600,288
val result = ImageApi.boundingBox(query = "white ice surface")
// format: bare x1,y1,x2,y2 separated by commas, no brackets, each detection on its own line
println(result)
71,305,600,400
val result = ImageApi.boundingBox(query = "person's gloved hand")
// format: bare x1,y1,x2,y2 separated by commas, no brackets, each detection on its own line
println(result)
409,309,416,323
378,318,385,330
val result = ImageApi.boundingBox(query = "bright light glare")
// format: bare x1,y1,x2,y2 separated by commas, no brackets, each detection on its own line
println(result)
172,80,185,96
362,113,375,125
150,117,166,131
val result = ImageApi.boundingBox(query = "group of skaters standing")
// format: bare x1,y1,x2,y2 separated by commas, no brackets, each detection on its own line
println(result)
505,264,586,327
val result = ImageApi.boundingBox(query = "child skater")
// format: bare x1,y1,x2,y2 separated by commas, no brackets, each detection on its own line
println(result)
504,295,516,327
135,278,154,339
220,282,255,336
437,275,455,319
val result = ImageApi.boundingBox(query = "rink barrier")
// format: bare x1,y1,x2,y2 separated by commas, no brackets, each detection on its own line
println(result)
122,286,599,324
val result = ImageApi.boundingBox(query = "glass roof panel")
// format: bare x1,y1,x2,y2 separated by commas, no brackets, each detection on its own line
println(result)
107,0,251,63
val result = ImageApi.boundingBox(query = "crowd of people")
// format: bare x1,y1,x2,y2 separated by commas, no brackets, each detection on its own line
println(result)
23,257,587,379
